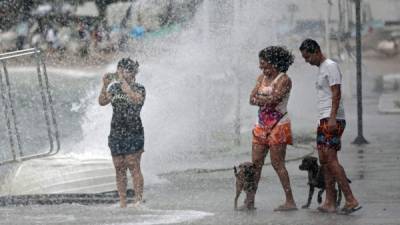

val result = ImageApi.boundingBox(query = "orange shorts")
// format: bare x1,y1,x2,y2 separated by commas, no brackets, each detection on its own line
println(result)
252,122,293,146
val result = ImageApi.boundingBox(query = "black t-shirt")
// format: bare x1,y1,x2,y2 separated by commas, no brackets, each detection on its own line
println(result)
108,80,145,138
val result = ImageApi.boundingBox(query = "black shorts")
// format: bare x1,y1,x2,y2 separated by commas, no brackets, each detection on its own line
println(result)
108,135,144,156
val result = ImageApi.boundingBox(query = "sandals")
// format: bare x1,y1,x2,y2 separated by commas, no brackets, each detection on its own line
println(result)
337,205,362,215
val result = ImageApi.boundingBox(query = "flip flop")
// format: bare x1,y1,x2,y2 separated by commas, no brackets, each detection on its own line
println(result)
337,205,362,215
273,205,298,212
317,206,337,213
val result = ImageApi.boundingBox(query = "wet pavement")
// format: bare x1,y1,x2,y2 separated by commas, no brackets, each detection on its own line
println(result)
137,97,400,225
139,54,400,225
1,54,399,225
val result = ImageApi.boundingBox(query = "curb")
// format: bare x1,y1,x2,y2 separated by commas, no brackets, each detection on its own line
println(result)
164,144,315,175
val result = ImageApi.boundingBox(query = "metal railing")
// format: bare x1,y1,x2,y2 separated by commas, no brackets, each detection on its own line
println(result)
0,48,60,166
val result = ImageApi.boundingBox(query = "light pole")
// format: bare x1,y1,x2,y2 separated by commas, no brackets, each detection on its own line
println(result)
325,0,333,58
352,0,369,145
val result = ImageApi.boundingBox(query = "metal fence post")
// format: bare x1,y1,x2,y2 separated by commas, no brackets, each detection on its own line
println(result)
0,48,60,166
0,67,17,160
2,61,23,156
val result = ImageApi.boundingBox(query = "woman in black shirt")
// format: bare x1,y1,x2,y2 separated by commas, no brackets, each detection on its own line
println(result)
99,58,145,208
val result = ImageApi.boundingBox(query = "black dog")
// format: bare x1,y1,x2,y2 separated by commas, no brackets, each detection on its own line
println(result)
233,162,256,210
299,156,351,209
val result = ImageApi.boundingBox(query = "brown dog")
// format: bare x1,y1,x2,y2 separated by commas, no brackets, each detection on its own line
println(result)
234,162,256,210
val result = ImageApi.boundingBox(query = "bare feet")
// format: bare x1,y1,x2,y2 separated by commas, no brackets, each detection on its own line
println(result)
273,203,298,212
131,197,146,208
317,203,337,213
132,201,141,208
120,201,127,208
317,206,337,213
236,204,256,211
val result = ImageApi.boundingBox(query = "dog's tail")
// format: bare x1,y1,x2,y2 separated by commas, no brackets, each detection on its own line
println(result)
234,166,238,177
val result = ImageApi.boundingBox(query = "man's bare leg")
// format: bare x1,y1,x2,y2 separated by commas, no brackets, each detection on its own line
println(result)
318,148,337,212
326,149,359,209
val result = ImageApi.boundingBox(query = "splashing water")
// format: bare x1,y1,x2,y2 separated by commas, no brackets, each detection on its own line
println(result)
70,0,317,179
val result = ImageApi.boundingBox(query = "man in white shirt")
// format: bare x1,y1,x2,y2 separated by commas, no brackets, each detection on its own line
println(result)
299,39,361,215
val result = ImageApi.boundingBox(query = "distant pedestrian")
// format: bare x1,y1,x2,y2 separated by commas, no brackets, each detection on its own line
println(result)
78,21,90,56
299,39,361,215
45,25,60,52
15,18,29,50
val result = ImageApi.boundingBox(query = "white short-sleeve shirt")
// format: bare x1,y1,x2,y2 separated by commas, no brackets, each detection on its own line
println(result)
316,59,345,120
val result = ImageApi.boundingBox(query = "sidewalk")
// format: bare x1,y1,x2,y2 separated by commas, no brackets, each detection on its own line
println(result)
1,50,399,225
141,55,400,225
143,112,400,225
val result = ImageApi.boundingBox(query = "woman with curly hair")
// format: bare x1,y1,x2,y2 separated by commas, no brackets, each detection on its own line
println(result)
242,46,297,211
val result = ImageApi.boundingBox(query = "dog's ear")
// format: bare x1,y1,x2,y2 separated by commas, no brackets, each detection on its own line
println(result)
234,166,238,176
311,157,318,164
244,165,256,177
301,157,308,164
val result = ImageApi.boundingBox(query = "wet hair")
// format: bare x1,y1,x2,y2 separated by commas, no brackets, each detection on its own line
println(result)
299,39,321,54
258,46,294,73
117,57,139,73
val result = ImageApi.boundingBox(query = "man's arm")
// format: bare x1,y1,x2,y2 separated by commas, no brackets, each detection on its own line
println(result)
328,84,341,131
326,62,343,131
